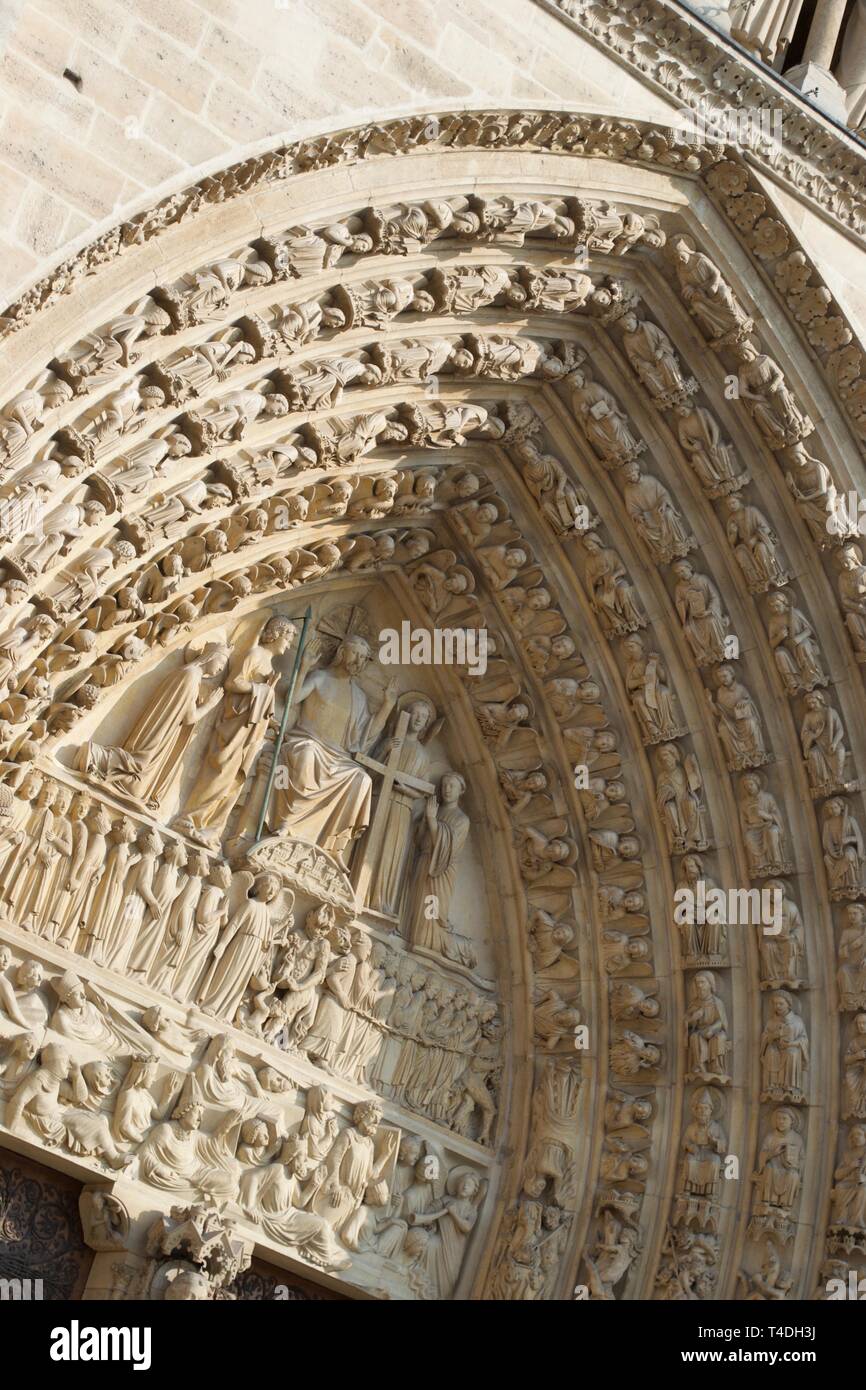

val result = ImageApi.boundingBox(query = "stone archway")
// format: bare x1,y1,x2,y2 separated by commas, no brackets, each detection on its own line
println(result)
0,108,863,1302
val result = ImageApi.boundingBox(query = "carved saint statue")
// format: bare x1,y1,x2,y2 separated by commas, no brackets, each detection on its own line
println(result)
760,991,809,1103
621,635,684,744
822,797,866,900
406,772,470,960
685,972,730,1084
674,1087,726,1230
655,743,710,854
758,882,804,990
830,1124,866,1235
672,560,729,666
837,545,866,662
708,666,768,770
838,904,866,1011
800,691,850,797
751,1107,803,1238
842,1013,866,1121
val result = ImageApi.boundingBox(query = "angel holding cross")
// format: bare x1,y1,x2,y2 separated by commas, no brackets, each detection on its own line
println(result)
357,693,440,917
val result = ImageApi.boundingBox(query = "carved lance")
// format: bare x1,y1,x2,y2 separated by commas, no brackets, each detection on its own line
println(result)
253,604,312,844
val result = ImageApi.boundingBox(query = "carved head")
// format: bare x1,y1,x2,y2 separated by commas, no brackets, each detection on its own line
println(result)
175,1101,204,1131
399,1135,423,1167
439,771,465,805
353,1100,382,1136
839,544,864,570
261,615,297,654
253,871,281,903
306,1085,334,1119
164,839,188,868
844,904,866,931
241,1118,269,1150
353,931,372,961
551,636,576,663
16,959,43,990
455,1171,482,1200
41,1044,71,1079
210,862,232,889
198,643,230,677
407,698,435,734
115,815,137,845
691,1088,715,1123
450,347,474,372
332,925,353,955
166,433,193,459
56,970,86,1009
164,1269,211,1301
83,501,107,527
770,990,793,1018
305,902,335,938
691,971,715,1000
335,634,371,675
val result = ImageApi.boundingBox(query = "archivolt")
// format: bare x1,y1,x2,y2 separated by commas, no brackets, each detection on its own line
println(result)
0,110,864,1300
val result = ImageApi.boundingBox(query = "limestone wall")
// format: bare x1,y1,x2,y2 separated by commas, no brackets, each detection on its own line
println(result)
0,0,676,303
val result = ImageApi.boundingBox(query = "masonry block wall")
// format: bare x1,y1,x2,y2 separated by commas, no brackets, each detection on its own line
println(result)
0,0,678,306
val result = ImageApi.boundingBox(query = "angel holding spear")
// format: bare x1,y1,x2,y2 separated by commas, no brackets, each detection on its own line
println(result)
175,612,296,848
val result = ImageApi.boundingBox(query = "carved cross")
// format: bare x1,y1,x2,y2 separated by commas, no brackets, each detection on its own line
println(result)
352,708,435,910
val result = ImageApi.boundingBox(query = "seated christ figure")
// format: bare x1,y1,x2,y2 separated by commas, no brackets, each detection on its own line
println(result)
270,636,397,863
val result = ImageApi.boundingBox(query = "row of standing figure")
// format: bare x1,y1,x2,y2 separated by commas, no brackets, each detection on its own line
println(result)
0,771,233,1003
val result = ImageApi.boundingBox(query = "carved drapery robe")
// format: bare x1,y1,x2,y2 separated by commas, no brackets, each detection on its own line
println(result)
407,803,470,953
85,659,211,809
761,1010,809,1098
239,1163,350,1268
128,856,184,978
272,671,374,857
172,880,229,1001
198,894,273,1022
753,1129,803,1210
138,1119,238,1198
81,839,136,965
182,644,278,837
367,733,430,916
